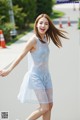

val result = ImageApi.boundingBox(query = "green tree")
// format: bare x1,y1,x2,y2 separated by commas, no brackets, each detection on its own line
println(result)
0,0,14,42
13,5,26,29
0,0,10,23
13,0,36,27
36,0,53,17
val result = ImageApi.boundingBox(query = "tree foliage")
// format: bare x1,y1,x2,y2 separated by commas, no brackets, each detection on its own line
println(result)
0,0,10,23
36,0,53,17
0,0,54,29
13,5,26,29
0,0,54,42
0,0,14,42
13,0,36,26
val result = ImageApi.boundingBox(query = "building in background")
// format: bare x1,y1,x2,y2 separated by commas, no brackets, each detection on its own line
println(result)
56,0,70,3
56,0,79,3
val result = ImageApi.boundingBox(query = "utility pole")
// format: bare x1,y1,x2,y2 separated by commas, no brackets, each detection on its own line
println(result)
8,0,17,36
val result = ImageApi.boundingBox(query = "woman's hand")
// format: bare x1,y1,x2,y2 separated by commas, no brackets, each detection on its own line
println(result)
0,69,11,77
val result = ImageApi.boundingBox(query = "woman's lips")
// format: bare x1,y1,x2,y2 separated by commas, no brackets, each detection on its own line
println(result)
40,28,45,32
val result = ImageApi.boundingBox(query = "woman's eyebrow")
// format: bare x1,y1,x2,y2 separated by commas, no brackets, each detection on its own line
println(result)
44,21,49,24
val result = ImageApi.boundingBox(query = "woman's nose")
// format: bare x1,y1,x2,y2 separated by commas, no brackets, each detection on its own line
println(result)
42,23,45,27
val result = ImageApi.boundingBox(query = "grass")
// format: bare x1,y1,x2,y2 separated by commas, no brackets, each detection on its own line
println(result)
50,10,65,19
7,10,65,46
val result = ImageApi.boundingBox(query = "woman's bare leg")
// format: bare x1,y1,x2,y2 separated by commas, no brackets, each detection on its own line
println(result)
42,103,53,120
26,104,49,120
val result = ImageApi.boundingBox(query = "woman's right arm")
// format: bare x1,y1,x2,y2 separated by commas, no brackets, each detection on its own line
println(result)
0,37,36,77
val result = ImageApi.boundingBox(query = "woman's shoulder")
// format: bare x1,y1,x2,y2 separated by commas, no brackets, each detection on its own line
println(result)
32,34,38,41
29,34,38,43
26,34,37,45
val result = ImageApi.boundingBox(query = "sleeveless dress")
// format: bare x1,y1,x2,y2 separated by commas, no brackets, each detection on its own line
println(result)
17,35,53,104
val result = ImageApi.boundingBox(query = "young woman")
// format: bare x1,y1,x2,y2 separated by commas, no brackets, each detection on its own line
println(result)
0,13,67,120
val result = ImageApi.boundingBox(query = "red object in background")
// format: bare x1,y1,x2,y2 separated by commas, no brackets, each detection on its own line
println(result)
59,18,63,28
0,30,6,48
67,17,71,26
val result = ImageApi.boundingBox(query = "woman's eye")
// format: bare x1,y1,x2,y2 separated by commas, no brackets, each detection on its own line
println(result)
39,21,49,25
39,22,43,24
45,23,48,25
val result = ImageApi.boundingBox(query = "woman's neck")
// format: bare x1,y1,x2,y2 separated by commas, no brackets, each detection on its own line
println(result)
40,34,45,40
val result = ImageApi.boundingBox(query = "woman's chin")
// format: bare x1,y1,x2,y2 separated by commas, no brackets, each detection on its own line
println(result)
39,31,45,35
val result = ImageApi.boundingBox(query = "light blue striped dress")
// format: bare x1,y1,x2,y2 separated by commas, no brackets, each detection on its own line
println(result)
18,35,53,104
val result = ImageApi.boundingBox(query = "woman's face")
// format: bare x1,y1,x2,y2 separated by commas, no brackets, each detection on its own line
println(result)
36,17,49,35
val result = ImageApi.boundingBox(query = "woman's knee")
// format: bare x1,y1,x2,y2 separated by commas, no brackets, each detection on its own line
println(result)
40,104,50,114
49,103,53,110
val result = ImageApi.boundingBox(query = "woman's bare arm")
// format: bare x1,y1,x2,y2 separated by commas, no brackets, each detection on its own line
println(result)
0,37,36,77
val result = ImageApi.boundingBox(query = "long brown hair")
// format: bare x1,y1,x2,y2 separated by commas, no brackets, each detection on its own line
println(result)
34,13,68,48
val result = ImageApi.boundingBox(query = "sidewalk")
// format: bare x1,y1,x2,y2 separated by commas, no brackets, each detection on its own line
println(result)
0,31,34,69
